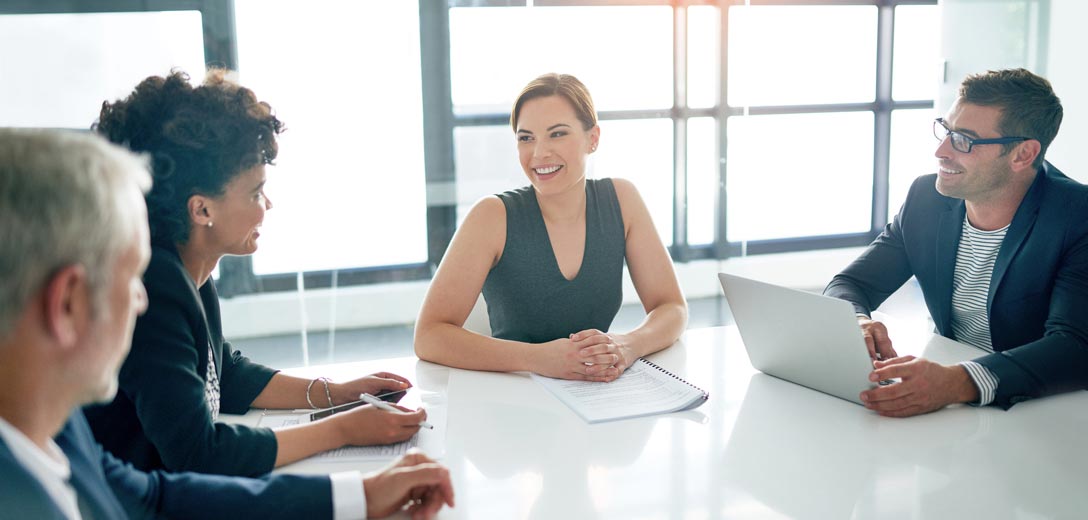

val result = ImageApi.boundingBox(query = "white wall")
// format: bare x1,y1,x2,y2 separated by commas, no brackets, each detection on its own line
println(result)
939,0,1087,183
1042,0,1088,183
938,0,1044,113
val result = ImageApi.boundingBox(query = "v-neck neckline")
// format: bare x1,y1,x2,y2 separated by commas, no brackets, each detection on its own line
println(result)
532,184,589,283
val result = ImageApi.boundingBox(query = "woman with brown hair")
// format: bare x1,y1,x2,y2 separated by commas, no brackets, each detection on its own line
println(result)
415,73,687,381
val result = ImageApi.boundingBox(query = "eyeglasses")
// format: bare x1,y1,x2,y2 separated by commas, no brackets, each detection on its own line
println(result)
933,118,1031,154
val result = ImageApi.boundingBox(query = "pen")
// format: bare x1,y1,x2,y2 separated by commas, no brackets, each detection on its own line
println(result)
359,393,434,430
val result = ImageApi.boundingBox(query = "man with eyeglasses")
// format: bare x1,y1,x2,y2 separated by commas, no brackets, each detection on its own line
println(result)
824,68,1088,417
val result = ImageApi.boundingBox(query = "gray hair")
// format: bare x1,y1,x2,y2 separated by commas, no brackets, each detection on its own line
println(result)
0,129,151,338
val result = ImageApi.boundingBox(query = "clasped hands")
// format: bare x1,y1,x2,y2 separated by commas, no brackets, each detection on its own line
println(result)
539,328,634,382
856,317,979,417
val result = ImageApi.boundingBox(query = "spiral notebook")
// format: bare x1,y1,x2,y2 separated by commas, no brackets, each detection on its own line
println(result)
531,358,709,423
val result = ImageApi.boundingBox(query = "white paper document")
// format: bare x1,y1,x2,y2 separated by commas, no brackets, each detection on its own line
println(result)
531,358,708,423
312,434,425,461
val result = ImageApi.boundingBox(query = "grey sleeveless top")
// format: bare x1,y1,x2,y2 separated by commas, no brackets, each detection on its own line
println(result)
482,178,626,343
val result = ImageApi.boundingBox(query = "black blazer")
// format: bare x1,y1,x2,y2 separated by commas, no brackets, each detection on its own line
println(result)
0,411,332,519
85,244,279,476
825,163,1088,409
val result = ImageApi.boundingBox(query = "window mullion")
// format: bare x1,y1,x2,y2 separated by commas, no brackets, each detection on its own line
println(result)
715,1,731,260
421,1,457,269
872,2,894,235
671,4,690,261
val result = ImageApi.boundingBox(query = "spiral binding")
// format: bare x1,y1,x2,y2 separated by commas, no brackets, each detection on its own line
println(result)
637,358,709,399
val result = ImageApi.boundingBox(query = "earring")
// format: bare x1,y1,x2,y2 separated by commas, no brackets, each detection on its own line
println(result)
590,144,598,152
207,222,213,228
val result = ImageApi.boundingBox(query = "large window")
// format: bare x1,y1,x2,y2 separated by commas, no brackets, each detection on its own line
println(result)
448,5,676,243
446,1,935,260
890,4,943,218
725,111,875,242
728,6,878,107
2,0,939,296
233,0,428,276
0,10,205,129
725,6,878,243
716,2,938,252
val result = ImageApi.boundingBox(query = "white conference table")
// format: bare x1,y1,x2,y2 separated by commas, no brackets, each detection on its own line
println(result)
226,323,1087,519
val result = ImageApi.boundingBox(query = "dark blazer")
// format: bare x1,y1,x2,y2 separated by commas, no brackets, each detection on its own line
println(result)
825,163,1088,409
85,243,279,477
0,411,332,520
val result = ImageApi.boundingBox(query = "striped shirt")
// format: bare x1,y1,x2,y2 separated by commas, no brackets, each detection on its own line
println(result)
950,217,1007,405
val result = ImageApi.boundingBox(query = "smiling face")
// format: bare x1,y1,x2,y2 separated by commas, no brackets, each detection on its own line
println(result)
515,95,600,197
934,100,1019,204
204,164,272,256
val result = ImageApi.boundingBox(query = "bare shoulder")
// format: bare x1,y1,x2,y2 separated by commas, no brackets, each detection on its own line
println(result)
608,177,643,204
453,195,508,265
459,195,507,231
469,194,507,218
606,177,650,233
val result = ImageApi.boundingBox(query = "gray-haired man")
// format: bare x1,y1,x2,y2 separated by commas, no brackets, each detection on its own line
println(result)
0,128,454,519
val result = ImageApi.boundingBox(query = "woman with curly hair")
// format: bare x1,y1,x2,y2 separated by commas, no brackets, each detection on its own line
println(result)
84,69,427,477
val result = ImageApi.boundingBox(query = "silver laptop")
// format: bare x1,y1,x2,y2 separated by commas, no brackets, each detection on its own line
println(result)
718,273,877,405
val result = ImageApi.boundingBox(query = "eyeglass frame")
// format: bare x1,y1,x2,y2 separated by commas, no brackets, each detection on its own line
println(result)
933,118,1032,154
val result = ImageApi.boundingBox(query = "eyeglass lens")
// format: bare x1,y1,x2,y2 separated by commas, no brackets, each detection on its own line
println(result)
933,119,969,152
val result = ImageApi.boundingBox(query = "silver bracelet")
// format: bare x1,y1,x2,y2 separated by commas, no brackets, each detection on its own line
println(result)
306,378,322,409
320,377,334,407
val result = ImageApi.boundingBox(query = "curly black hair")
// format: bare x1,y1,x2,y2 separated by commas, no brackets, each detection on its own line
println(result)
93,69,284,245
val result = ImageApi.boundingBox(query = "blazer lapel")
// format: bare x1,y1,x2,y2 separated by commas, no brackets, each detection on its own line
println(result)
199,281,223,374
67,459,115,520
989,169,1045,311
0,436,68,519
933,199,965,336
56,414,128,520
